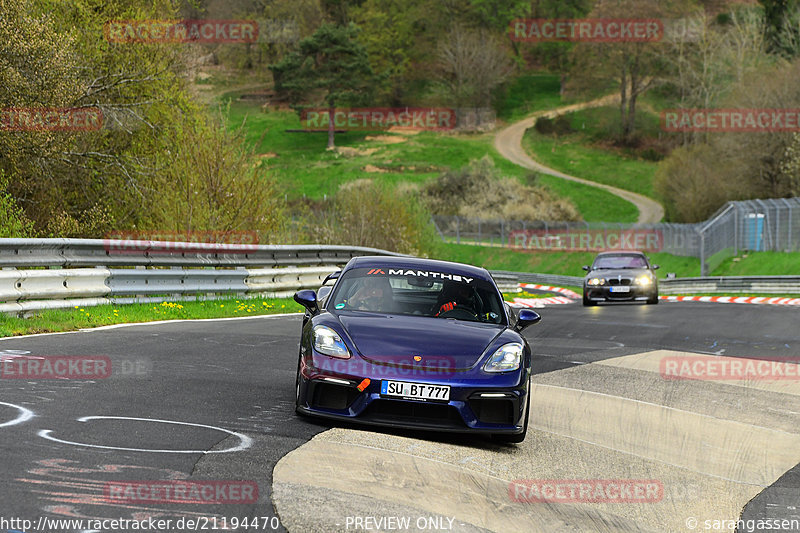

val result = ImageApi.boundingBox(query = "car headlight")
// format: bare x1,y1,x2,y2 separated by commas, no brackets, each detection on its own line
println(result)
483,343,523,373
587,278,605,286
313,325,350,359
635,275,653,286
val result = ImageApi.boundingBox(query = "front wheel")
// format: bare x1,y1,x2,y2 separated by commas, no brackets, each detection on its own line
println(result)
582,291,597,307
647,292,659,305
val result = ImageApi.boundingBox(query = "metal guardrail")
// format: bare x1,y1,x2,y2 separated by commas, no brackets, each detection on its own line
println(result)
490,271,584,289
0,239,403,315
0,239,397,268
491,271,800,295
490,271,800,296
659,276,800,295
2,238,798,315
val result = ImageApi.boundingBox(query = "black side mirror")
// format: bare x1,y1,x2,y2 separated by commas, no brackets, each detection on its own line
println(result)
582,265,590,272
515,309,541,332
293,289,319,315
652,264,660,270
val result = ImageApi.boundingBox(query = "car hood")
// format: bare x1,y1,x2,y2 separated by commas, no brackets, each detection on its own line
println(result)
336,313,506,370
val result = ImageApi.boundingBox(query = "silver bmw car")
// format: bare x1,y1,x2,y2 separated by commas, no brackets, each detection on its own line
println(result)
582,251,659,306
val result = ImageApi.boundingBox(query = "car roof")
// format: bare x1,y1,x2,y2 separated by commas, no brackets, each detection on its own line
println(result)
594,251,647,257
344,256,493,282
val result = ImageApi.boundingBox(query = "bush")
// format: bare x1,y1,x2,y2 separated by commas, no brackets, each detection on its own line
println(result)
654,144,735,222
0,171,34,237
308,180,437,256
141,108,287,241
534,115,574,136
421,156,581,222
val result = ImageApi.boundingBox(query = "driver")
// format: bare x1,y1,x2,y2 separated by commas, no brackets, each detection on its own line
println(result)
349,276,393,312
435,281,476,317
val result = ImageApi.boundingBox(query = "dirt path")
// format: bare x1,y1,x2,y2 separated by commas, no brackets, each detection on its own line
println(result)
494,95,665,224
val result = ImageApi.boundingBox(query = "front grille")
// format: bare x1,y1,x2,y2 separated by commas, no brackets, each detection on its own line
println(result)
607,277,632,286
361,399,465,428
469,398,516,425
310,382,360,410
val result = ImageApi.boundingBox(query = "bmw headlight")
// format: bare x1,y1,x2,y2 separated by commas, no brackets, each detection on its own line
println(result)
635,275,653,286
313,325,350,359
483,343,523,373
587,278,606,286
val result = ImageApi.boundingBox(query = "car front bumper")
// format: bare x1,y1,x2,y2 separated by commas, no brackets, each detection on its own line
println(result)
584,285,656,301
296,357,529,435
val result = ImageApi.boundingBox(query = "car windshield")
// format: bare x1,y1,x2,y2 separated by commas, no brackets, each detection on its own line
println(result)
328,267,506,325
593,255,648,269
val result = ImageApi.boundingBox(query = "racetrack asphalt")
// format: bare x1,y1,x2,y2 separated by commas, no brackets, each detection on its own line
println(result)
0,304,798,532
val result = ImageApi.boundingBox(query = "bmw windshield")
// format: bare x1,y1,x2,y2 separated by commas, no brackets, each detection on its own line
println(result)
592,254,649,269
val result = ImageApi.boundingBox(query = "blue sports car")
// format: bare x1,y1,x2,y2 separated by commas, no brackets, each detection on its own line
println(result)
292,256,540,443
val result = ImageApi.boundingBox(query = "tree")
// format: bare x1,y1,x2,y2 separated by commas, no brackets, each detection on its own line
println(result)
568,0,696,144
666,9,769,145
1,0,288,237
352,0,419,104
467,0,530,33
527,0,593,93
655,59,800,221
0,171,34,237
759,0,800,56
321,0,367,25
270,23,375,149
434,25,513,108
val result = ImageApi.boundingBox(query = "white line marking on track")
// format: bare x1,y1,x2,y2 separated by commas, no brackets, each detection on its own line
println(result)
0,401,35,428
38,416,252,454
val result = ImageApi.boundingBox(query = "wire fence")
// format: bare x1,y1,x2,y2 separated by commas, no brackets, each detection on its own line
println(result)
432,197,800,276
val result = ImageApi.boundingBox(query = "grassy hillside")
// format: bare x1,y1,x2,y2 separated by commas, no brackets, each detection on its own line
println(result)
223,94,636,222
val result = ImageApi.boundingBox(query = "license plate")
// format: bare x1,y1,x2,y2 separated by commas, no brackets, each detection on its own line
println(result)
610,286,630,293
381,380,450,401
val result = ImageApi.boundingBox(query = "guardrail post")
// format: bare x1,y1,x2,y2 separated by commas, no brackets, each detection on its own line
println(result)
700,231,707,277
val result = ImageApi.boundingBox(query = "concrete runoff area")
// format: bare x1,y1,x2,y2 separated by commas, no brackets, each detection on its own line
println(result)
273,350,800,532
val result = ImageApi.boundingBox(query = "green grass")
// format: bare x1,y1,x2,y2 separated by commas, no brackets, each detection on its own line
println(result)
434,242,697,278
534,174,639,223
224,96,638,223
496,74,567,122
712,252,800,277
0,296,302,338
522,119,660,201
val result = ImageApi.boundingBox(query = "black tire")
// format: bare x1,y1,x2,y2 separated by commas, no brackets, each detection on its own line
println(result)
582,291,596,307
295,350,305,412
647,291,659,305
492,391,529,444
